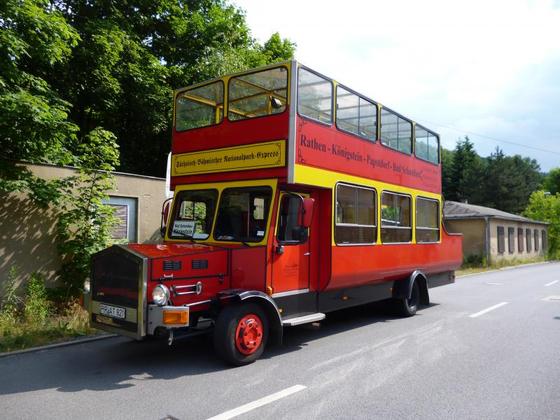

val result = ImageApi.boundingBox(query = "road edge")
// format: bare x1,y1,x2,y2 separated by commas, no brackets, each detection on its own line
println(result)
457,260,558,279
0,333,118,358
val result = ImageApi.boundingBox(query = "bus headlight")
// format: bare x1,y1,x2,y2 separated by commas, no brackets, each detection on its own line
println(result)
152,285,170,306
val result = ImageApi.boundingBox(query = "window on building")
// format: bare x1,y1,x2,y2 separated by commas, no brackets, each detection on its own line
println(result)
335,184,376,244
534,229,539,251
381,192,411,243
380,108,412,154
526,228,532,252
105,196,138,243
508,227,515,254
175,81,224,131
298,68,332,124
228,66,288,121
416,197,440,243
415,126,440,164
542,230,547,253
518,228,524,253
497,226,505,254
336,86,377,141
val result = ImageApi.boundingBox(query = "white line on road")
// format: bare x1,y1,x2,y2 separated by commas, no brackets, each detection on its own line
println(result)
545,280,559,287
469,302,509,318
206,385,307,420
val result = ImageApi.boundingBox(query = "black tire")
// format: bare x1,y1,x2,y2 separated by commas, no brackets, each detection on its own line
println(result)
395,280,420,317
213,303,269,366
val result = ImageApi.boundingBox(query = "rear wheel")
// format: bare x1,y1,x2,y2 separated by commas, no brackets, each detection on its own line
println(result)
214,303,268,366
395,280,420,317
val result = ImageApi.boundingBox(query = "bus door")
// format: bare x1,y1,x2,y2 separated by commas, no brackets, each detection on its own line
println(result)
271,192,311,294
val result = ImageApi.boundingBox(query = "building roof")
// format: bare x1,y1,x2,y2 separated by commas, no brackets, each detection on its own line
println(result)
444,201,548,225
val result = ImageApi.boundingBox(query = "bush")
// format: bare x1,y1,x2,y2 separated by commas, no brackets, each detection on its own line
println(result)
24,273,51,326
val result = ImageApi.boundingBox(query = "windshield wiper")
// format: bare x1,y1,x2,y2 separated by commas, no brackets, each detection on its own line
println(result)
172,231,196,243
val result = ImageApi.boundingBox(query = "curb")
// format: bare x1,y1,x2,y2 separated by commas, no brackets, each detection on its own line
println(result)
457,260,557,278
0,333,118,358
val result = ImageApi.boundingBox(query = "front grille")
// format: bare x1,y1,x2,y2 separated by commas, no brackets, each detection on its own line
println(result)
91,246,142,308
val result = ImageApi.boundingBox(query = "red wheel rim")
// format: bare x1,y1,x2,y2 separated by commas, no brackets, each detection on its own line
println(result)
235,314,264,355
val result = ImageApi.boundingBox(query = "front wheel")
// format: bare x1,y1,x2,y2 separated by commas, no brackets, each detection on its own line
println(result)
214,303,269,366
395,280,420,317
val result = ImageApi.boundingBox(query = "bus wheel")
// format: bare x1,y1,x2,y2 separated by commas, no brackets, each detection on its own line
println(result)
396,280,420,317
214,303,268,366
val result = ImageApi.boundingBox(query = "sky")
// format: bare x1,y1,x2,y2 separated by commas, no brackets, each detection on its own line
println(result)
233,0,560,171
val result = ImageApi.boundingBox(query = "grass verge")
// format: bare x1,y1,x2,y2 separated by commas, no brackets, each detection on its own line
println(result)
457,257,548,277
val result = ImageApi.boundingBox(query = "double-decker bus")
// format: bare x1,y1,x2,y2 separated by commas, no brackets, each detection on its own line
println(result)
88,61,462,365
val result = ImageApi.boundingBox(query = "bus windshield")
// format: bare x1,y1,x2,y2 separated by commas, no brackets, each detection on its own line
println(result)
214,186,272,243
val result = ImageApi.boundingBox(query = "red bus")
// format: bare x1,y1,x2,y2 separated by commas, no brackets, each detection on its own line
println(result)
88,61,462,365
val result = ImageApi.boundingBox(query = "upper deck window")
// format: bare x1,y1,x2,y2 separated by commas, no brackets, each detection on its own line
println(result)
415,126,440,164
175,81,224,131
228,67,288,121
380,108,412,154
336,86,377,141
298,68,332,124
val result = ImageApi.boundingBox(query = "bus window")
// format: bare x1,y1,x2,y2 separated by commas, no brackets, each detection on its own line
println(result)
381,192,412,243
416,197,440,243
214,186,272,243
277,195,308,243
380,108,412,154
335,184,376,244
336,86,377,141
298,68,332,124
175,81,224,131
228,67,288,121
169,189,218,239
415,126,440,164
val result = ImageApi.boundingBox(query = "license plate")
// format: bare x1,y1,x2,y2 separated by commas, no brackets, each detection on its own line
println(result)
99,304,126,319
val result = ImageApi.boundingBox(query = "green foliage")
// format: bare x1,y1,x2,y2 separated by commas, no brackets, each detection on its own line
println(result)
45,0,295,176
57,128,120,292
0,267,22,327
0,0,80,202
23,273,51,325
447,137,486,204
482,148,542,214
443,137,542,214
462,253,486,268
542,167,560,195
524,191,560,259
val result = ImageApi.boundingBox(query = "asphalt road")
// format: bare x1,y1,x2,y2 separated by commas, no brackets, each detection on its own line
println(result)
1,262,559,420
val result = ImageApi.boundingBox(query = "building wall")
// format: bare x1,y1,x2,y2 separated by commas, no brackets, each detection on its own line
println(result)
488,218,547,264
445,219,486,262
0,164,166,289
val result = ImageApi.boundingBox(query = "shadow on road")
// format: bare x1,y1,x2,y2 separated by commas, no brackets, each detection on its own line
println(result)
0,301,437,396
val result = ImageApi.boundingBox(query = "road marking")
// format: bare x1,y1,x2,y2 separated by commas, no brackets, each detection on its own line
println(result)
485,282,503,285
469,302,509,318
206,385,307,420
542,296,560,302
545,280,559,287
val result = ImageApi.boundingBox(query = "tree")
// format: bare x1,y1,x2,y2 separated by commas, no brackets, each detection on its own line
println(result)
542,167,560,195
447,137,485,204
483,148,541,214
441,147,454,199
0,0,79,205
47,1,295,176
524,191,560,259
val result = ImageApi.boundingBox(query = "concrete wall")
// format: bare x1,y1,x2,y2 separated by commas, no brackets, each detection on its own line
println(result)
0,163,166,289
445,219,486,262
488,218,547,264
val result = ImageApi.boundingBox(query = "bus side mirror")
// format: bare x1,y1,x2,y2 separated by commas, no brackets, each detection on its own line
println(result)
160,198,172,237
302,198,315,228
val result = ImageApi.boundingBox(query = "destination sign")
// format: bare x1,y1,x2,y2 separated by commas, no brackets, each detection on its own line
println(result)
172,140,285,176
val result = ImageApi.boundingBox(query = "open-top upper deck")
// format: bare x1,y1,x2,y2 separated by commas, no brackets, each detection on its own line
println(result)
172,60,441,193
